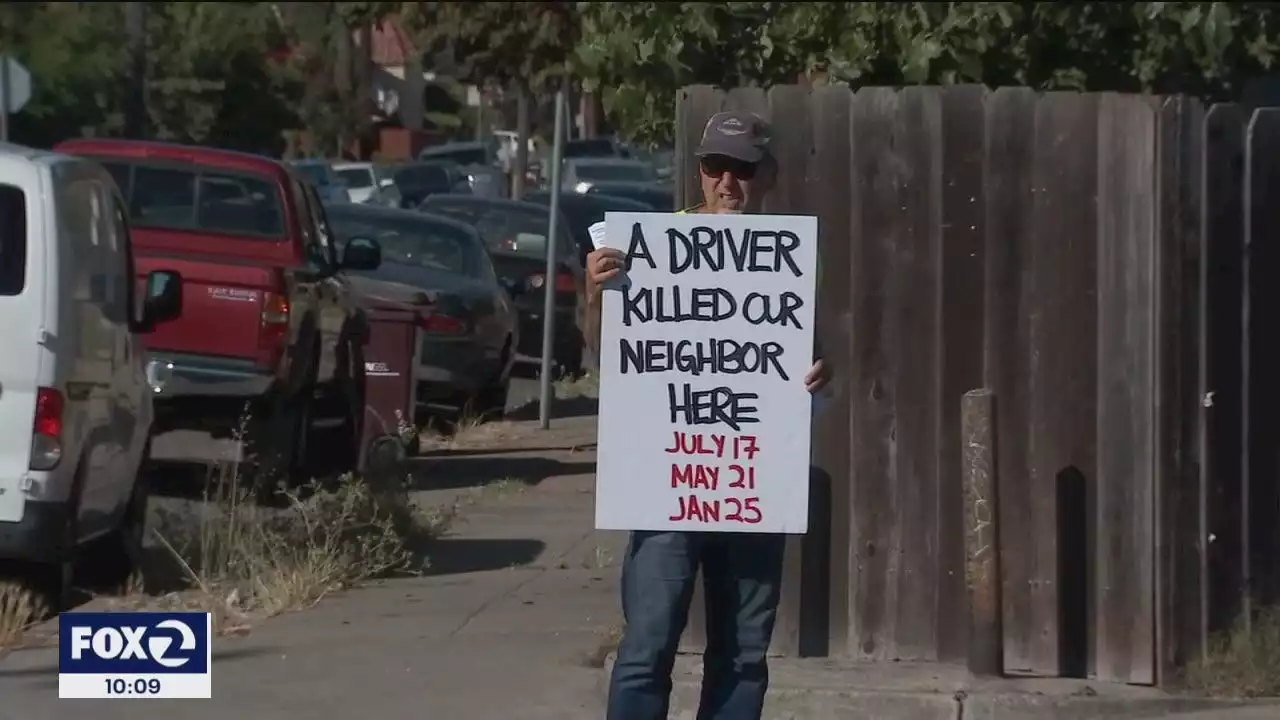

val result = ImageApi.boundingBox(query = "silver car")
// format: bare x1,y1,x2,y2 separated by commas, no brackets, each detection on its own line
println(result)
290,159,350,205
560,157,659,194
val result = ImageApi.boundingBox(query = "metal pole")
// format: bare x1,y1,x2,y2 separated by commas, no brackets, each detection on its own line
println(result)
0,59,10,143
538,86,567,429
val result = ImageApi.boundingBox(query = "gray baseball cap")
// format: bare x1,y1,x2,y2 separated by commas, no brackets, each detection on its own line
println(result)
695,110,771,163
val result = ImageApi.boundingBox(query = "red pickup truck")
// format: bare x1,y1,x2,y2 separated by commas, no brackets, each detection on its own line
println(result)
55,139,382,488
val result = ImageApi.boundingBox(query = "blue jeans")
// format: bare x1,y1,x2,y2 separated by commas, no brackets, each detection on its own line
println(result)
605,530,786,720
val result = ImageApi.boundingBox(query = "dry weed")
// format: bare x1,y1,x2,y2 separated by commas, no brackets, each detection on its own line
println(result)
554,371,599,399
0,582,46,651
1183,607,1280,697
420,409,516,451
150,415,434,625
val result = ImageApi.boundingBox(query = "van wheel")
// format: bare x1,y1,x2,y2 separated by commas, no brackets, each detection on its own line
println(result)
82,445,150,592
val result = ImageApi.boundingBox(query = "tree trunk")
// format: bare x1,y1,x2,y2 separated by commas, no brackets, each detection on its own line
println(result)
402,47,426,131
125,2,148,138
581,89,601,139
512,84,529,200
332,13,354,157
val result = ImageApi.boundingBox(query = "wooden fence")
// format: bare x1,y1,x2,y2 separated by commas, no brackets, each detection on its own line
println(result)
673,84,1280,686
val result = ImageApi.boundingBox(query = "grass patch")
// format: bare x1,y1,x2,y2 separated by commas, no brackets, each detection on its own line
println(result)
143,420,438,629
1182,607,1280,697
420,410,517,452
554,371,599,400
0,582,46,651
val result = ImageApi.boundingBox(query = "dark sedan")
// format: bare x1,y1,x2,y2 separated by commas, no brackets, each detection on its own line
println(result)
418,195,586,377
326,204,518,415
584,181,676,211
388,161,470,208
525,190,655,265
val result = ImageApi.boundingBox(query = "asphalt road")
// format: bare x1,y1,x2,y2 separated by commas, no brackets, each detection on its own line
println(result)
150,375,546,465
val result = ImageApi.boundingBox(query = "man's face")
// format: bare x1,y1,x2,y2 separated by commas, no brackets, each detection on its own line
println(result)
699,154,771,214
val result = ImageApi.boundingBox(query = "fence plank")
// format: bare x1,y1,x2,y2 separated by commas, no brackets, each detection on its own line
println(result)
1095,93,1158,685
938,84,989,663
888,85,945,660
808,85,855,658
849,86,904,659
982,86,1038,674
674,85,724,210
1200,103,1247,638
1154,95,1207,683
764,83,827,657
1030,92,1101,677
1244,108,1280,610
673,84,722,657
679,86,774,657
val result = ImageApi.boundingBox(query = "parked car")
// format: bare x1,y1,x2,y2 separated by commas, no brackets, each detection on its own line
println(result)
584,181,676,212
56,139,382,488
524,190,655,265
631,146,675,181
461,163,505,199
326,204,518,415
563,137,632,160
418,195,585,376
418,140,498,167
290,159,350,205
562,158,659,194
333,161,394,204
0,145,183,601
390,161,470,208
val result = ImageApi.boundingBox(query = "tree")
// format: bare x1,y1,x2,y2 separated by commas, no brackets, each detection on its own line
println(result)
402,1,579,196
576,2,1280,146
0,3,128,147
145,3,299,154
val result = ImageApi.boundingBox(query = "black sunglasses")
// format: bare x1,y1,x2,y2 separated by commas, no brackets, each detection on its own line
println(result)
700,155,758,181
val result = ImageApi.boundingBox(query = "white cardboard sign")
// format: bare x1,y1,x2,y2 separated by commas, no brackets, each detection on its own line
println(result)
593,212,819,534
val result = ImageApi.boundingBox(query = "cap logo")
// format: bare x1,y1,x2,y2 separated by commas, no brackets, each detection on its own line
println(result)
718,117,747,136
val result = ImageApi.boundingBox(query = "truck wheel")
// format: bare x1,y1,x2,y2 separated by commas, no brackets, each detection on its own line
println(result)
245,393,310,501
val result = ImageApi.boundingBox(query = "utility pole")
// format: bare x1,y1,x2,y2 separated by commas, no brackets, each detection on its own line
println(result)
511,84,529,200
125,2,147,138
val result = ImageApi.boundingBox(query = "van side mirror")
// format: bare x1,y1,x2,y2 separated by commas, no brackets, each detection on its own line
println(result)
341,236,382,271
134,270,183,333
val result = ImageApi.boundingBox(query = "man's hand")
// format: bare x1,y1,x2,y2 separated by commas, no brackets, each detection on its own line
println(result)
804,359,830,394
585,247,627,300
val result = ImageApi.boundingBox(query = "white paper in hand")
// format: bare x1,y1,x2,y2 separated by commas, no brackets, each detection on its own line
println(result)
588,220,607,250
590,219,627,291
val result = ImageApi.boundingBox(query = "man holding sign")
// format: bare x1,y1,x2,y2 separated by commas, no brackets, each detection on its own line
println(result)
586,111,830,720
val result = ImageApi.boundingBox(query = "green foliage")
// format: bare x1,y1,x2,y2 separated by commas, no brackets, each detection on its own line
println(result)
402,1,579,91
577,2,1280,146
145,3,299,153
0,3,128,146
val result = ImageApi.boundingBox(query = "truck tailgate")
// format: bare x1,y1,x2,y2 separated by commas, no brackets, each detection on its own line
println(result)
135,253,275,361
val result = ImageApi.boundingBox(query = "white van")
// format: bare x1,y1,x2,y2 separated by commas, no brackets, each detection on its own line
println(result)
0,144,182,601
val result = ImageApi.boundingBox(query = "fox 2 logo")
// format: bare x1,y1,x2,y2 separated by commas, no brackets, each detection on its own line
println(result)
59,612,211,675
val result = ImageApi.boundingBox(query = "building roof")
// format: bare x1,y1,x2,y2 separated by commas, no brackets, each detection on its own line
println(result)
372,18,416,67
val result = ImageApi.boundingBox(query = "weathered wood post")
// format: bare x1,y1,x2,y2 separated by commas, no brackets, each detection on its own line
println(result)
962,388,1002,676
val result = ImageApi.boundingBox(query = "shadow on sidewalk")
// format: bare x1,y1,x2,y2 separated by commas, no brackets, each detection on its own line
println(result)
406,455,595,492
421,538,546,576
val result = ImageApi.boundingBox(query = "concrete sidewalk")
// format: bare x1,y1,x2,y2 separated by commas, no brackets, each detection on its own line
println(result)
0,415,625,719
2,411,1277,719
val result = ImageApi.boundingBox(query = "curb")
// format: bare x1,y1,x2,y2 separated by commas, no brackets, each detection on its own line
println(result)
598,654,1279,720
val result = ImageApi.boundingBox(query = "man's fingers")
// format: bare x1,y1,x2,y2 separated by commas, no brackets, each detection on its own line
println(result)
597,268,620,282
